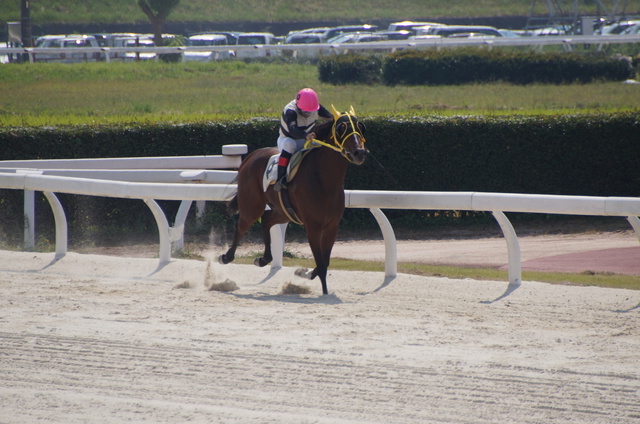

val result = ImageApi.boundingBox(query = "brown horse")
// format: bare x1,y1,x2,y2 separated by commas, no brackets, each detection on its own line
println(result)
219,108,368,295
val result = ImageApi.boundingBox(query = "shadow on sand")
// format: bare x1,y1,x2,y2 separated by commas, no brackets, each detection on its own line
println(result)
481,281,521,304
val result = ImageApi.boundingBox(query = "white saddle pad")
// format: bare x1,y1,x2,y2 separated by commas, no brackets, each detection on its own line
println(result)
262,154,279,192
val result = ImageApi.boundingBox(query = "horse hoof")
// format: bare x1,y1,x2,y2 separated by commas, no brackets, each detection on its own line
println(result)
219,254,230,265
254,257,269,267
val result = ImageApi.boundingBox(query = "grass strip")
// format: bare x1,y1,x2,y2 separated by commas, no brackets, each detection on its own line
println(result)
2,62,639,127
231,255,640,290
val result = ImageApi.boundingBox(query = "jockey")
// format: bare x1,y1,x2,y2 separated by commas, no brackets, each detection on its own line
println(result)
274,88,333,192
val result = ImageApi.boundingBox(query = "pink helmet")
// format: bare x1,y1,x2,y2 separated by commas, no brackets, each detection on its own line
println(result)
296,88,320,112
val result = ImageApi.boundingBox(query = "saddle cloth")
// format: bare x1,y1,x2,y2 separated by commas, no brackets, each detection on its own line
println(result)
262,149,308,192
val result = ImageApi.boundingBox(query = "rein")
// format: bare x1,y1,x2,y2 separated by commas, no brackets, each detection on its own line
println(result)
303,112,366,163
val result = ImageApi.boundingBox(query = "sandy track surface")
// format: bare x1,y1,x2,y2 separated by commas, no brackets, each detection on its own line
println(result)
265,230,640,268
1,249,639,423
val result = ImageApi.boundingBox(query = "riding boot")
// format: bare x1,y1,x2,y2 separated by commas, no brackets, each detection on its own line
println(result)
274,150,292,192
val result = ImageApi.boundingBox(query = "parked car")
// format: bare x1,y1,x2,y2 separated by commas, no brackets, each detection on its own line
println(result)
283,32,324,57
34,34,66,47
301,25,379,42
498,29,524,37
448,32,499,38
528,26,569,36
387,21,443,34
408,35,443,40
327,32,387,44
599,20,640,35
106,35,155,61
284,32,324,44
103,33,144,47
322,32,391,55
90,33,110,47
421,25,502,38
412,23,447,35
376,30,413,40
621,23,640,35
184,34,230,61
116,37,156,62
234,32,279,58
286,27,331,38
189,31,241,45
34,35,103,63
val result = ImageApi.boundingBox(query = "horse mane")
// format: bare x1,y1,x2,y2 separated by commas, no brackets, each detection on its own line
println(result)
314,119,334,142
315,112,359,144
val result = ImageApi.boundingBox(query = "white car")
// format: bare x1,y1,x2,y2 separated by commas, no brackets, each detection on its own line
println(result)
621,23,640,35
387,21,443,34
109,36,156,61
322,32,390,55
35,34,66,47
184,34,231,61
327,32,387,44
121,37,156,62
34,35,103,63
421,25,503,38
599,20,640,35
107,34,156,62
234,32,279,58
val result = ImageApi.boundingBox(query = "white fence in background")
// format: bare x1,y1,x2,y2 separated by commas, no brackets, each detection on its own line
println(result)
345,190,640,286
0,144,247,262
1,146,639,288
2,34,640,63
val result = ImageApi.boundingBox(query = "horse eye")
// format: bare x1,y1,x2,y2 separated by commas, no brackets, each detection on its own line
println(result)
337,123,347,134
358,122,366,134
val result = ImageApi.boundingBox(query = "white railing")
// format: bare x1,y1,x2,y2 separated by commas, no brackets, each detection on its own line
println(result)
0,172,238,263
344,190,640,287
2,34,640,63
2,152,640,289
0,144,247,262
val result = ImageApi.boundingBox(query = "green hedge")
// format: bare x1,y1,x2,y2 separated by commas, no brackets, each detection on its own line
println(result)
355,113,640,196
318,54,383,84
318,50,634,85
0,120,276,161
1,113,638,245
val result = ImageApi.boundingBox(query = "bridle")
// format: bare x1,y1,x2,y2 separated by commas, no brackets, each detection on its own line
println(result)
304,110,367,164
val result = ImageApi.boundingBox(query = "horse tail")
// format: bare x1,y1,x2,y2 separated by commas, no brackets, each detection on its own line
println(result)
225,147,272,217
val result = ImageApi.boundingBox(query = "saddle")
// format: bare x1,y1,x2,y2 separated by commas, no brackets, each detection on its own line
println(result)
262,149,309,192
262,149,313,226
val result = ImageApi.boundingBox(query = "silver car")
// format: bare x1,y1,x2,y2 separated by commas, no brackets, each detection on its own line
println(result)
184,34,231,61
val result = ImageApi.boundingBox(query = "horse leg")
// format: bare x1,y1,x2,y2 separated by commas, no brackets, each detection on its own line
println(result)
219,216,244,264
309,246,329,295
219,209,262,265
253,209,280,267
321,225,339,270
303,224,339,295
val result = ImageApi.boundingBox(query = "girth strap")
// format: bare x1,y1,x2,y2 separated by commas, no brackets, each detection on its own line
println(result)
277,190,303,226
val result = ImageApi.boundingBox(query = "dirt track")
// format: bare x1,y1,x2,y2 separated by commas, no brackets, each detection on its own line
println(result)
1,248,639,423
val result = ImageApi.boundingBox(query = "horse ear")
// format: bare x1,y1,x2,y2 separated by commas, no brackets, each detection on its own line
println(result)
349,105,356,117
330,104,341,120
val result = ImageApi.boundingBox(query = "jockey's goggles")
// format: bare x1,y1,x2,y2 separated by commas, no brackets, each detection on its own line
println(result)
297,107,312,118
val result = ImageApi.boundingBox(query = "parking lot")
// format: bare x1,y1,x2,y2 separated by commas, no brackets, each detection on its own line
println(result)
4,19,640,64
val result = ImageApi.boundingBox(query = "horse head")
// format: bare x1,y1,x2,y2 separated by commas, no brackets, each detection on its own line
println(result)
329,105,368,166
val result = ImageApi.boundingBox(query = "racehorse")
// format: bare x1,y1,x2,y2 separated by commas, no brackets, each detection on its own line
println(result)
219,107,368,295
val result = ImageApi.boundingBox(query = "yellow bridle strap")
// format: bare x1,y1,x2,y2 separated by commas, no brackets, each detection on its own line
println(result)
303,112,366,163
303,137,341,151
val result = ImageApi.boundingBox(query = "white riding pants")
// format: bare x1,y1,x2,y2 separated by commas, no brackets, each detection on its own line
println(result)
277,135,306,155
